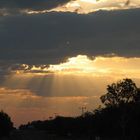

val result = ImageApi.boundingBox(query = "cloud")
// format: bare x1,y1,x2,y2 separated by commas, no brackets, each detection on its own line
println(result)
0,8,140,65
1,0,140,15
0,0,73,16
0,5,139,103
0,55,139,97
0,8,139,97
50,0,140,14
0,8,140,97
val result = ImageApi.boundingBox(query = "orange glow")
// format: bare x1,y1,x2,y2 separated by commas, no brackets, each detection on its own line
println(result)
12,55,140,78
1,55,140,126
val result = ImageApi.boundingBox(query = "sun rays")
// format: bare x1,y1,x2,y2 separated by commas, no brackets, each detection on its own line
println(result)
2,55,140,97
1,55,140,126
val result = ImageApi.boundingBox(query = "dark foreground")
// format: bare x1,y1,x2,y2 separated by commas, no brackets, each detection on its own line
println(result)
1,130,123,140
1,130,131,140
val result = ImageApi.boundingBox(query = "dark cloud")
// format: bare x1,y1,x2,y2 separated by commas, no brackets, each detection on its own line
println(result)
0,8,140,97
0,0,73,15
0,8,140,65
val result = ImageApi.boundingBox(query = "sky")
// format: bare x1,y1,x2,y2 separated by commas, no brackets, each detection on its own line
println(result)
0,0,140,127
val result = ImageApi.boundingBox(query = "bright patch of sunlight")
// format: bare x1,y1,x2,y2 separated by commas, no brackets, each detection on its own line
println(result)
47,0,140,14
10,55,140,79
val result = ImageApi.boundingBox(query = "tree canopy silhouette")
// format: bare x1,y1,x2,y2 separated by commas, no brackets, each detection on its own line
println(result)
100,78,139,107
0,110,13,138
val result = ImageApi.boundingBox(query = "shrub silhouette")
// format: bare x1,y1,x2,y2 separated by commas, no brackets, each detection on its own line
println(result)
0,110,13,138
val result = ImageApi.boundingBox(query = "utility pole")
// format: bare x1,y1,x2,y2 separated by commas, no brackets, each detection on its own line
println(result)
54,113,58,118
79,106,86,116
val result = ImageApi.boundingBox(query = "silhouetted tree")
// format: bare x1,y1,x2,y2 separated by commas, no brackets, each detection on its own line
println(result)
0,110,13,138
134,88,140,103
99,79,140,139
100,78,139,107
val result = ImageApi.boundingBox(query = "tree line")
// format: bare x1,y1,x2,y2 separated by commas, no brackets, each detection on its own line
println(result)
0,78,140,139
19,79,140,139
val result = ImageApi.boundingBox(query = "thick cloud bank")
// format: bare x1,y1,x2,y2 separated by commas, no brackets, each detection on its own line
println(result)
0,8,140,65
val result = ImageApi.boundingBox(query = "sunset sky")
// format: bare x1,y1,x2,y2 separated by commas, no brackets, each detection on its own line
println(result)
0,0,140,127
